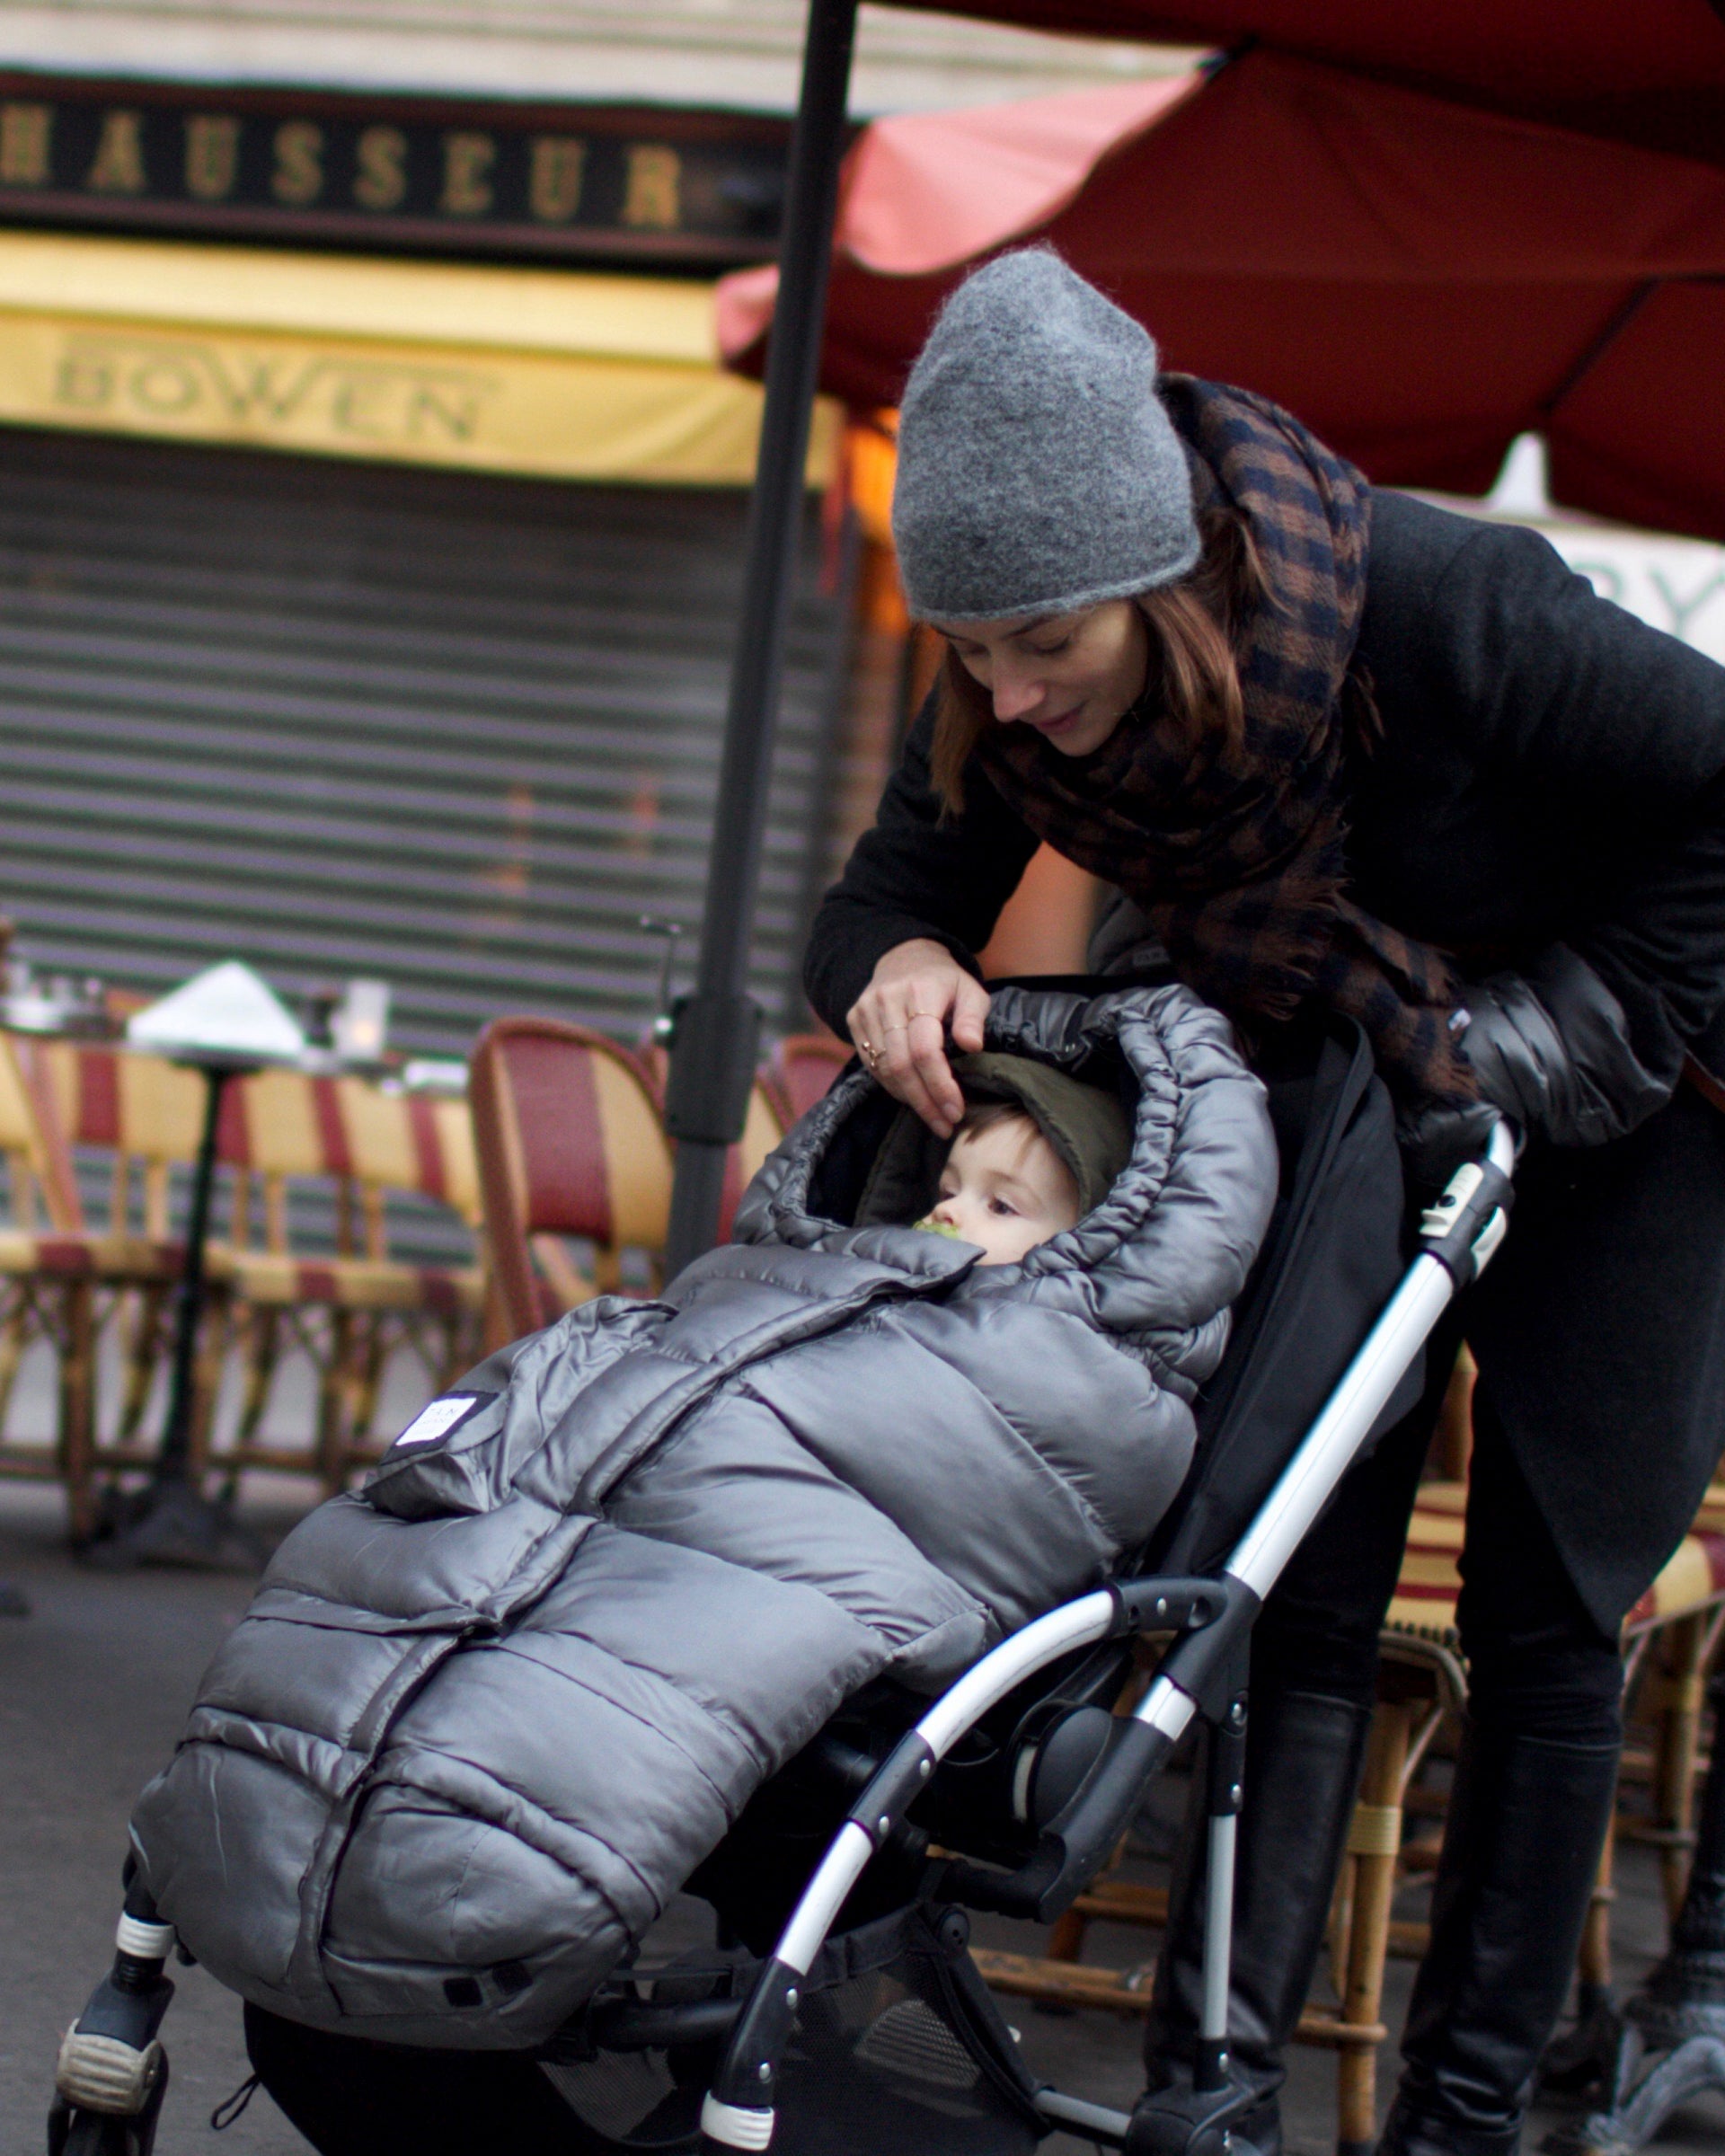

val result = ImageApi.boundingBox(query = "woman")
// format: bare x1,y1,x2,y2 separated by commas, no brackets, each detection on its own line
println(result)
802,247,1725,2156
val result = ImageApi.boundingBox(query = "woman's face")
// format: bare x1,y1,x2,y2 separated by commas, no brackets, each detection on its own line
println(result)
931,599,1149,758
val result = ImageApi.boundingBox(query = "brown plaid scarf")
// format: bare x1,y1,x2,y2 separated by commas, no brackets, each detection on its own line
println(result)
973,375,1477,1109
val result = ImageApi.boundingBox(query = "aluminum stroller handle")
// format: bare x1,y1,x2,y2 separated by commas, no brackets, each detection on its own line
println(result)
697,1124,1517,2153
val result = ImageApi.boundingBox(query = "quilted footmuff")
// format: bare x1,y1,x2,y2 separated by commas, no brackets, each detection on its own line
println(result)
129,984,1275,2048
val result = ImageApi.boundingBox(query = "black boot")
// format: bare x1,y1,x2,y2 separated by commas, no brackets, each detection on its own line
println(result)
1376,1723,1620,2156
1143,1688,1374,2156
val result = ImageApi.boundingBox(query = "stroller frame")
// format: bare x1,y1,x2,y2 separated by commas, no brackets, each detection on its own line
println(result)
694,1122,1514,2156
49,1113,1514,2156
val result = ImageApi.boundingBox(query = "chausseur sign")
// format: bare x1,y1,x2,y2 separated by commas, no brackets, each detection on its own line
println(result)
0,75,794,265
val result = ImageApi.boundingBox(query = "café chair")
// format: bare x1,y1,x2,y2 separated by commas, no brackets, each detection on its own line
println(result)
37,1039,234,1456
0,1031,96,1507
633,1035,785,1242
327,1075,485,1471
470,1017,673,1345
215,1066,486,1492
0,1034,220,1538
761,1030,853,1129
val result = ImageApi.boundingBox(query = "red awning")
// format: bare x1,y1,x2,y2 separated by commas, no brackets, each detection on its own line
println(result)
877,1,1725,163
718,47,1725,539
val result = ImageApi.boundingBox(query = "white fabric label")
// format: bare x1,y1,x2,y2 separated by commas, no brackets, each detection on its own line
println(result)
392,1395,482,1450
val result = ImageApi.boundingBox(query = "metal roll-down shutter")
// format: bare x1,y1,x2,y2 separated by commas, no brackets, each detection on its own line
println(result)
0,428,845,1055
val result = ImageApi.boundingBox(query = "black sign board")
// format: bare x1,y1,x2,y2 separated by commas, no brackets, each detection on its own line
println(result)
0,73,793,266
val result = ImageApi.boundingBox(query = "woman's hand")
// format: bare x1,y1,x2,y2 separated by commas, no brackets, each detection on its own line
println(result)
846,940,990,1135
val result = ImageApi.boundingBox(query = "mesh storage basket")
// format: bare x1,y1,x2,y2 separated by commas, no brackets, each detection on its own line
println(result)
543,1904,1044,2155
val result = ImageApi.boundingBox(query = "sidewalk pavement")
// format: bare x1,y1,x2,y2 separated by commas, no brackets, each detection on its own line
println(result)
1,1476,1718,2156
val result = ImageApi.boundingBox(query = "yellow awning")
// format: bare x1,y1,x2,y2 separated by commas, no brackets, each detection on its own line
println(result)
0,228,839,487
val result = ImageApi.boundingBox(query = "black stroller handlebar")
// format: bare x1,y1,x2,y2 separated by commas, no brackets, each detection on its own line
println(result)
1417,1121,1517,1287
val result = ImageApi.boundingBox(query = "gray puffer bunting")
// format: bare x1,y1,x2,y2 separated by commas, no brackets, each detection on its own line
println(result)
129,985,1275,2050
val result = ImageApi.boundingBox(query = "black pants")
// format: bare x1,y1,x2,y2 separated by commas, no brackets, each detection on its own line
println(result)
244,2002,591,2156
1252,1297,1623,1749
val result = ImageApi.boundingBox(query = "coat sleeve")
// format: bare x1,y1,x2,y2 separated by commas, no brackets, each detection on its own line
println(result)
801,690,1040,1034
1415,517,1725,1084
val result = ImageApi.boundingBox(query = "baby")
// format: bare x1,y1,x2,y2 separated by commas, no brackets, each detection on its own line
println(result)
909,1054,1131,1266
919,1101,1081,1264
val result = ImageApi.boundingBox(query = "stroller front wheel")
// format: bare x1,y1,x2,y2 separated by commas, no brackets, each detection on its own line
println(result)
47,2053,168,2156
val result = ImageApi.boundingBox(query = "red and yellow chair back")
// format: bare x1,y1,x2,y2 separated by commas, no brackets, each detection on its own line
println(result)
762,1032,852,1131
1389,1479,1725,1646
0,1033,81,1233
40,1041,231,1237
721,1082,785,1241
221,1068,481,1255
470,1017,672,1341
331,1077,481,1235
633,1038,785,1241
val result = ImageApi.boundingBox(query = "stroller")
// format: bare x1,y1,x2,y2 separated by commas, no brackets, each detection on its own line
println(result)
48,1000,1513,2156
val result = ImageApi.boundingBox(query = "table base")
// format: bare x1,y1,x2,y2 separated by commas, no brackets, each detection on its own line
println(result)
80,1478,265,1573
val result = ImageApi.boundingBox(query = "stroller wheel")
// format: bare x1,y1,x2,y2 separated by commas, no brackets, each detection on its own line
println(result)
47,2052,169,2156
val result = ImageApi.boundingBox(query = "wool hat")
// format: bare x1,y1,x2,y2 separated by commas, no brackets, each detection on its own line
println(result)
891,247,1199,623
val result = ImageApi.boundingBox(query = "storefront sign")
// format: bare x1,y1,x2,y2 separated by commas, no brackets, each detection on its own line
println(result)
0,75,792,265
0,311,830,483
1553,527,1725,661
51,329,500,455
0,230,841,487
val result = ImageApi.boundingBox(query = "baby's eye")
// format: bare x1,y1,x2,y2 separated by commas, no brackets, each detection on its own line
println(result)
986,1195,1020,1217
1027,637,1071,658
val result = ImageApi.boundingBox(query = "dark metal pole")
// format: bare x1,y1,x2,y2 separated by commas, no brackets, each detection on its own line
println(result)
662,0,859,1281
87,1056,263,1569
154,1062,229,1484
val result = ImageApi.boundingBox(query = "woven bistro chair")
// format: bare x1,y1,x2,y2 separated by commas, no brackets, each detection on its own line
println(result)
1376,1486,1725,2046
0,1029,98,1513
760,1031,853,1131
323,1074,486,1478
634,1036,786,1242
0,1034,221,1537
720,1080,786,1239
972,1455,1725,2156
471,1017,674,1346
216,1067,486,1494
34,1039,239,1502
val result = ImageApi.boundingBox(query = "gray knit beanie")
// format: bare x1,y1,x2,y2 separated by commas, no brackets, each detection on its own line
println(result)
892,247,1199,622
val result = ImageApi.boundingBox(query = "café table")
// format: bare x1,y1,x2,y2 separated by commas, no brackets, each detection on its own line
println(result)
7,982,393,1568
86,1042,261,1568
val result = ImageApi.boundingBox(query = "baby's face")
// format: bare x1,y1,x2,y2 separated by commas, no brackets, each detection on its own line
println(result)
924,1116,1080,1266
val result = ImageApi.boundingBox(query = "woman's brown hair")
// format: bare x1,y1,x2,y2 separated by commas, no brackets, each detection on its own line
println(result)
927,502,1267,816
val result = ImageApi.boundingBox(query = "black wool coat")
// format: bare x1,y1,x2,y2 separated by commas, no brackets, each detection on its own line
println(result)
804,490,1725,1629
